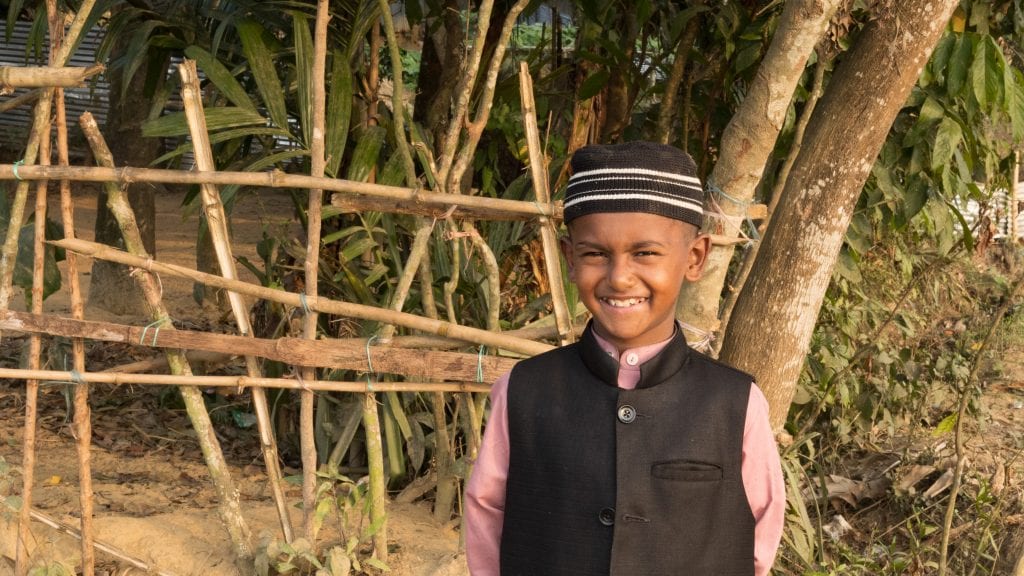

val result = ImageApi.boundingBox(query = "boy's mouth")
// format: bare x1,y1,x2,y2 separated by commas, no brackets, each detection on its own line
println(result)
602,297,648,308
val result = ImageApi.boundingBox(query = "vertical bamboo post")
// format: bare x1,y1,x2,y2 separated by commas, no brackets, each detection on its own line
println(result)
301,0,330,545
519,63,574,346
46,1,95,572
1012,151,1020,242
78,112,254,568
0,0,96,315
15,101,52,576
178,60,294,543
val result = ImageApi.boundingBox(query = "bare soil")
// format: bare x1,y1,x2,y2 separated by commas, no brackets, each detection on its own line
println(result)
0,185,466,575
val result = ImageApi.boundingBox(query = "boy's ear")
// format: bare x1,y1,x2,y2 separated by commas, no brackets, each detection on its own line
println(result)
560,235,576,281
685,232,712,282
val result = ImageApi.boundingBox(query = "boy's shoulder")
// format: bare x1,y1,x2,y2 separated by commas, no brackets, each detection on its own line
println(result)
685,344,757,385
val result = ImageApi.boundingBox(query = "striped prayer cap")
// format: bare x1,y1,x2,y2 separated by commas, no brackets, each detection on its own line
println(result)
563,141,704,228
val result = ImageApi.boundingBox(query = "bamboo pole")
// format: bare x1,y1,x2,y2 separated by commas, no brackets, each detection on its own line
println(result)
0,368,491,393
0,310,520,382
2,495,179,576
47,1,95,572
51,238,554,357
0,0,96,318
518,62,573,347
301,0,329,544
0,64,104,88
78,112,254,568
0,89,42,114
0,164,560,221
1012,151,1020,242
16,98,52,576
178,60,295,544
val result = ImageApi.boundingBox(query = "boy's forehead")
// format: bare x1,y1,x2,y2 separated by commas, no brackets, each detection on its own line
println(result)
566,212,698,240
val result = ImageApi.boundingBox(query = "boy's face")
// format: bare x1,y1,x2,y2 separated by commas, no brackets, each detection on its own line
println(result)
562,212,710,351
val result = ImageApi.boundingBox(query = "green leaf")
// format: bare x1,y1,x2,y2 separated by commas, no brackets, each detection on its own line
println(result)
903,178,929,221
946,34,971,98
150,126,292,166
578,69,611,100
3,495,23,512
345,126,386,182
933,413,957,436
293,12,314,147
903,96,945,147
237,18,289,131
971,38,989,109
932,116,962,172
326,50,353,178
1005,68,1024,142
945,199,974,252
835,249,862,284
142,107,267,138
185,46,256,112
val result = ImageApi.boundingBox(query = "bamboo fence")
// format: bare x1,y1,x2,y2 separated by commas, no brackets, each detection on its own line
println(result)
0,4,769,575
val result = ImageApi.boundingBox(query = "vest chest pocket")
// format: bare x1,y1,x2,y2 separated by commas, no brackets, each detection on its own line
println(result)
651,460,722,481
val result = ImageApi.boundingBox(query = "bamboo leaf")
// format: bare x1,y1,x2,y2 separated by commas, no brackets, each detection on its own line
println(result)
326,50,353,178
345,126,386,182
931,116,962,172
237,18,289,131
142,107,268,138
184,46,257,112
150,126,291,166
293,12,314,147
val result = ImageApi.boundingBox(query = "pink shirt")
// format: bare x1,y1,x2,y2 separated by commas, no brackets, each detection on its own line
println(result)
465,331,786,575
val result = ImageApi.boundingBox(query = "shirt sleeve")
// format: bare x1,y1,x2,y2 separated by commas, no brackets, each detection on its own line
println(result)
464,372,511,576
742,384,787,576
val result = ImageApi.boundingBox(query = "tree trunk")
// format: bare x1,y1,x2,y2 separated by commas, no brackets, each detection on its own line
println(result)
676,0,840,334
413,0,464,151
88,35,159,316
718,0,959,430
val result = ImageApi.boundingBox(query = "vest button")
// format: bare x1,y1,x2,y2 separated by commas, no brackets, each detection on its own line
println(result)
617,404,636,424
598,507,615,526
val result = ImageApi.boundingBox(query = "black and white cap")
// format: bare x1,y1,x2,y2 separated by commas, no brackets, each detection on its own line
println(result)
563,141,704,228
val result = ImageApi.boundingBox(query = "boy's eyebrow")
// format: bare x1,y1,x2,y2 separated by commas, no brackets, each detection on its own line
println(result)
573,239,668,250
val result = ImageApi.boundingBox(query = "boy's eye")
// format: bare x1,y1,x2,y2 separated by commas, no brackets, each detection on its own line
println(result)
635,251,659,257
581,251,605,259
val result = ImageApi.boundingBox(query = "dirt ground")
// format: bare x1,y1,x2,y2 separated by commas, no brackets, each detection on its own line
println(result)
0,185,466,575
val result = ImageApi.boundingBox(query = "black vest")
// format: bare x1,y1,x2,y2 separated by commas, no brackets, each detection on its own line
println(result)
500,325,755,576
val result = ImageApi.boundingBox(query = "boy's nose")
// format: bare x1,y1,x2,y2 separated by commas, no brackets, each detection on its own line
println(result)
606,258,636,290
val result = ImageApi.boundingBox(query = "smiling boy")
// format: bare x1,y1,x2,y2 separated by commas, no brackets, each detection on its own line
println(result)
465,141,786,575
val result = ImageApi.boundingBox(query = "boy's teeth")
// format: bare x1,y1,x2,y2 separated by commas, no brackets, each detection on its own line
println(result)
606,297,644,307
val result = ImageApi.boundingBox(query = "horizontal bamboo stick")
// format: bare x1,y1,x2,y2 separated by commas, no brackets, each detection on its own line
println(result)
0,89,42,114
50,238,554,357
0,164,769,224
0,64,104,88
0,367,491,393
0,164,560,222
0,310,519,382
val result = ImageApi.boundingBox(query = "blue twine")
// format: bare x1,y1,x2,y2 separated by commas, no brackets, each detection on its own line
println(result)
706,181,762,244
12,159,24,181
69,369,86,386
476,346,487,383
365,335,380,392
139,318,168,346
299,293,311,316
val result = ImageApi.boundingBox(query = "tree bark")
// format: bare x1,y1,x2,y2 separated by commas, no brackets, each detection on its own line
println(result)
718,0,959,430
413,0,470,154
677,0,840,335
88,29,160,316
